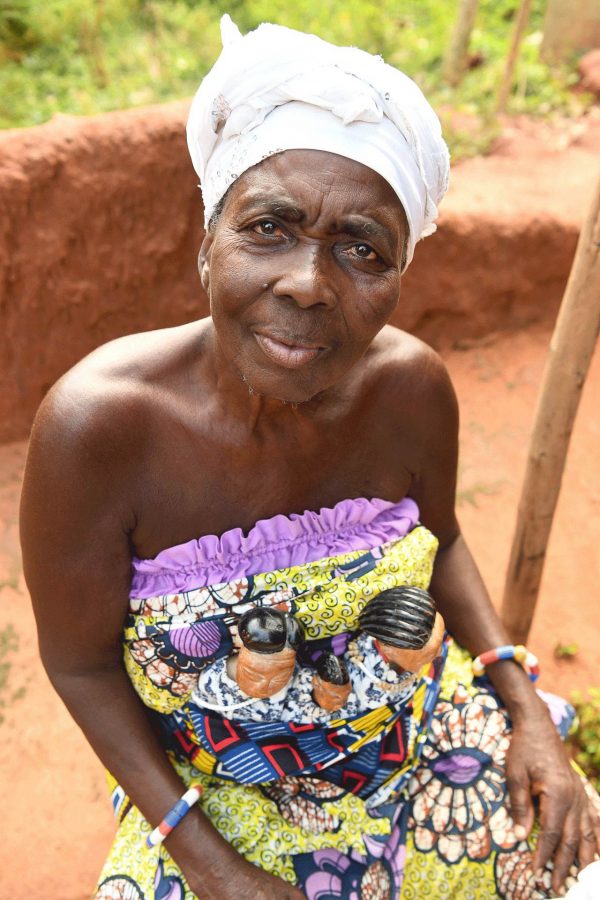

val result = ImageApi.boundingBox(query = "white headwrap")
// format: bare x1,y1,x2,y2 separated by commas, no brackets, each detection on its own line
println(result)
187,16,450,270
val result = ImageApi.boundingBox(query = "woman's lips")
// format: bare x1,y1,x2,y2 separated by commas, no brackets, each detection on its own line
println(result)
254,333,325,369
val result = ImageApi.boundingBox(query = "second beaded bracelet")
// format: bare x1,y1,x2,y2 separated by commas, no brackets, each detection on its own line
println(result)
146,783,204,849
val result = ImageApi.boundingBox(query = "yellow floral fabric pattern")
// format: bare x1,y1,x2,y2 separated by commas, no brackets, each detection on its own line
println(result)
95,530,591,900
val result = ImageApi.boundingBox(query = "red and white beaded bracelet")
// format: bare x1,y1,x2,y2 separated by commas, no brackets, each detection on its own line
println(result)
472,644,540,682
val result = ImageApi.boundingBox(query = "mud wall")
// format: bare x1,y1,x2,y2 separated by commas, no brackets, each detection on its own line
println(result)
0,101,580,443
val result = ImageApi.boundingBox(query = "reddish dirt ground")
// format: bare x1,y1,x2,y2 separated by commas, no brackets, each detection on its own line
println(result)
0,324,598,900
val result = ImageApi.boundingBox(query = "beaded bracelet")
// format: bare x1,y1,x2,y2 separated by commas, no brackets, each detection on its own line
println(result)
146,784,204,848
472,644,540,682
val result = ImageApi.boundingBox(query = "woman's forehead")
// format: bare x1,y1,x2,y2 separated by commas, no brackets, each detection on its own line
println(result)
225,149,406,228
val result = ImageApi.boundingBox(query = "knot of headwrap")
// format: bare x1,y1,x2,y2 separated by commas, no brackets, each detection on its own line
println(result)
187,16,450,271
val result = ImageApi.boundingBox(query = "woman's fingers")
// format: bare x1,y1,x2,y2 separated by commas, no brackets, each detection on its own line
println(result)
506,759,535,840
581,789,600,868
585,784,600,848
577,806,598,871
532,787,571,876
533,782,600,893
547,803,581,893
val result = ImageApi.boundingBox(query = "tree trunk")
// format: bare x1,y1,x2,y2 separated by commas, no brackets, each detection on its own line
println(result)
541,0,600,64
496,0,532,113
501,171,600,645
442,0,479,87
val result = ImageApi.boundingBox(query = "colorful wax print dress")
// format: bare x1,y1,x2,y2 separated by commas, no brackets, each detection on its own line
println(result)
95,498,593,900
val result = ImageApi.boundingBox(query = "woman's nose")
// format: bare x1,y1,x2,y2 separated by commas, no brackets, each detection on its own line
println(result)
271,243,337,308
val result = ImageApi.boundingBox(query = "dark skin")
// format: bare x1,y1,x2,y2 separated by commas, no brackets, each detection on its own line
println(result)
20,150,599,897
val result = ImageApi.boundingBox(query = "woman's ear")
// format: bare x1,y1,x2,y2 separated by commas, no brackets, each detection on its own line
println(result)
198,232,214,295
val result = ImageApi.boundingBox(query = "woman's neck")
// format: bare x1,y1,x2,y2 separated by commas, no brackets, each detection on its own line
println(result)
203,320,342,431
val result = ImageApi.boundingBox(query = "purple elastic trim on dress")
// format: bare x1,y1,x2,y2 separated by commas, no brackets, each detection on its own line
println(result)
129,496,420,599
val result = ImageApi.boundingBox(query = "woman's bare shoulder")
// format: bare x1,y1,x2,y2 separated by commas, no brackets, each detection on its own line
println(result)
53,320,206,397
35,321,207,441
22,322,211,561
368,325,457,412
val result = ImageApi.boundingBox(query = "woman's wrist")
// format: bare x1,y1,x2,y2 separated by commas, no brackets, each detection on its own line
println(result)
165,805,242,883
483,657,546,724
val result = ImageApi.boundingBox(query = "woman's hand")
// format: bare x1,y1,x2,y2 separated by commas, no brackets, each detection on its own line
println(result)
165,812,305,900
506,712,600,893
425,533,600,894
227,863,305,900
184,854,305,899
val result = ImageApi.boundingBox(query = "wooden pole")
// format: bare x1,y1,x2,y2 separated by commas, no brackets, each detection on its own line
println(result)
442,0,479,87
496,0,532,114
501,171,600,645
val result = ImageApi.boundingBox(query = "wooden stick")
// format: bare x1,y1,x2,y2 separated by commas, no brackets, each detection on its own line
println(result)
442,0,479,87
496,0,532,113
501,171,600,644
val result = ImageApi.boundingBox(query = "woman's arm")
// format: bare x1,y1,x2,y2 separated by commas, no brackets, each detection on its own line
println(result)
19,380,302,899
407,351,600,893
430,534,600,891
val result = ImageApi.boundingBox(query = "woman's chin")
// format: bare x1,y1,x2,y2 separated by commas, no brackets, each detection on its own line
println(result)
238,353,346,403
224,339,359,405
240,372,322,405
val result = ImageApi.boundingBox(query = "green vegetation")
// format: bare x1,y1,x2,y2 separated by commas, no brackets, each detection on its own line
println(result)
554,641,579,659
0,623,19,725
456,480,504,508
0,1,223,127
0,0,591,156
570,688,600,792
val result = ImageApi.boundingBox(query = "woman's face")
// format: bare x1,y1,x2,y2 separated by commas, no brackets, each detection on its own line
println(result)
203,149,408,403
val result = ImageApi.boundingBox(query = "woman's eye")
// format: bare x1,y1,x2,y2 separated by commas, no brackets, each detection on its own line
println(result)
253,220,281,237
351,243,379,262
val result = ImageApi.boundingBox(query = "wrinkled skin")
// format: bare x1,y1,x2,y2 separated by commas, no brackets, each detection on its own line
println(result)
20,150,599,897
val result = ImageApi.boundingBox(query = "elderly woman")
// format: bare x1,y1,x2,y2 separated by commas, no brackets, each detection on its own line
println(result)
20,16,599,900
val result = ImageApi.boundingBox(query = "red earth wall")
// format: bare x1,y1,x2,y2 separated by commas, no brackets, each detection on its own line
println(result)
0,101,585,443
